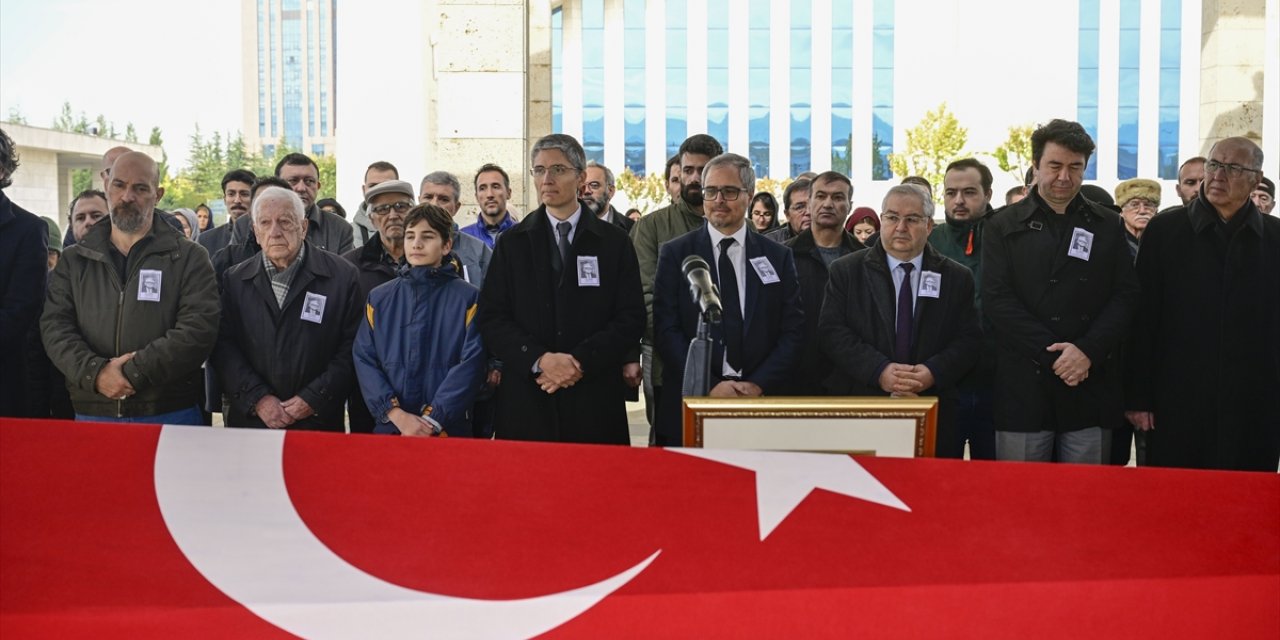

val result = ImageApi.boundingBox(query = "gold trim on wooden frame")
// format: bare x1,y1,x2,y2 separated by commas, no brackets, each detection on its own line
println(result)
682,397,938,457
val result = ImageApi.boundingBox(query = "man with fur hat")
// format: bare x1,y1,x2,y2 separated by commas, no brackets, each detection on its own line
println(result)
1114,178,1160,260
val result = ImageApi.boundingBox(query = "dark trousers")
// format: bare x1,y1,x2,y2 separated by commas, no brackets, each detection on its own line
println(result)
937,388,996,459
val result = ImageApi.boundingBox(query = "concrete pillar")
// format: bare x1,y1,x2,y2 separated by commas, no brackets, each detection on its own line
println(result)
1199,0,1267,152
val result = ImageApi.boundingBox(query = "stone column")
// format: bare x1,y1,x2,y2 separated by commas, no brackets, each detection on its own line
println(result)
1199,0,1267,151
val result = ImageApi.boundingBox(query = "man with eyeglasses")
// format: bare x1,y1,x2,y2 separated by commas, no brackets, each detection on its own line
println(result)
583,160,633,232
652,153,805,446
983,119,1139,465
764,178,812,244
476,134,644,445
213,186,361,432
819,184,980,421
1251,176,1274,215
274,153,353,254
631,134,724,439
342,179,417,433
785,171,866,395
1114,178,1160,261
418,171,492,288
1125,136,1279,472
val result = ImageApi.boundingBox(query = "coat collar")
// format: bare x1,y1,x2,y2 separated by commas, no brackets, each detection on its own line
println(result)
789,227,864,256
75,210,182,260
1011,187,1101,225
1187,190,1265,236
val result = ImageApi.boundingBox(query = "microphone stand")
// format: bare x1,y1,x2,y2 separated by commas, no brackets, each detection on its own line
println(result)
682,308,718,398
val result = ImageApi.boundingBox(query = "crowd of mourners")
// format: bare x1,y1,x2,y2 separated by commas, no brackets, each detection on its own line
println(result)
0,118,1275,472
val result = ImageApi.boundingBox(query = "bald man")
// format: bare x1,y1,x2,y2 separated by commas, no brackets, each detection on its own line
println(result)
1125,137,1279,471
42,152,220,425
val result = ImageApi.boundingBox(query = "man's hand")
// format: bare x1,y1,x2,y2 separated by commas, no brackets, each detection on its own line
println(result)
388,407,432,437
897,365,936,393
536,373,564,394
709,381,739,397
730,381,763,397
1048,342,1092,387
95,353,136,400
622,362,642,388
538,353,583,387
1125,411,1155,432
878,363,917,395
255,395,295,429
486,368,502,388
280,396,315,421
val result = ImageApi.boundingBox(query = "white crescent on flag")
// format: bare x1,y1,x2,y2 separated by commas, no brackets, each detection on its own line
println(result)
153,426,660,640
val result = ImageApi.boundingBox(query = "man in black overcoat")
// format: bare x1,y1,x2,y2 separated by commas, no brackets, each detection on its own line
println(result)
982,120,1139,464
1125,136,1279,471
476,134,645,445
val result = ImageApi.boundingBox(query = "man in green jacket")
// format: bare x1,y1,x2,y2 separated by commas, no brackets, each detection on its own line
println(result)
926,157,997,459
629,134,722,437
41,152,220,424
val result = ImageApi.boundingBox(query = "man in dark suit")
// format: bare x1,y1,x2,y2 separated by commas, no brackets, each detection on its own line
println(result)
652,153,805,446
819,184,981,414
983,119,1139,464
583,161,634,233
476,134,645,445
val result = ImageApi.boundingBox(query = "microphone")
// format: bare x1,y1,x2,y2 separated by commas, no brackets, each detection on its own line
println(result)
681,255,723,323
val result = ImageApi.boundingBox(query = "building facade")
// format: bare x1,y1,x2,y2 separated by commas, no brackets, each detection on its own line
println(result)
242,0,337,158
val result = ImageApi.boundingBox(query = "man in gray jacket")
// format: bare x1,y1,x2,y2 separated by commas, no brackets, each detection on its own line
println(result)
419,170,492,288
41,152,220,424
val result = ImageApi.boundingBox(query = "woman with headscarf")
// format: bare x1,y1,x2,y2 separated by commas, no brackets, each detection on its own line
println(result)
844,206,880,247
194,203,214,233
172,207,201,241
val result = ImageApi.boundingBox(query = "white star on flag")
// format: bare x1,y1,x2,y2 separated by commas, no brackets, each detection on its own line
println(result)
672,449,911,540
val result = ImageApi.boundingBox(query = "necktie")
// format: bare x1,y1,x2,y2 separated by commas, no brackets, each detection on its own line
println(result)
718,237,744,372
895,262,914,362
556,221,572,273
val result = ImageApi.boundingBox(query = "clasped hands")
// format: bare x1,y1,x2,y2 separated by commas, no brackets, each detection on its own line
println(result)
254,394,315,429
537,352,583,394
1047,342,1091,387
95,352,136,400
878,363,935,397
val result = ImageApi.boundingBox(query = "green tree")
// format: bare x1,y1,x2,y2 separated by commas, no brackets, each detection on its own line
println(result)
52,101,92,134
71,169,93,195
871,131,891,181
616,168,666,214
124,122,138,143
5,106,27,125
887,103,969,200
992,124,1034,184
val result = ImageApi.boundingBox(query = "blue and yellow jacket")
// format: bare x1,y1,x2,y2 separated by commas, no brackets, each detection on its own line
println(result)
353,258,485,435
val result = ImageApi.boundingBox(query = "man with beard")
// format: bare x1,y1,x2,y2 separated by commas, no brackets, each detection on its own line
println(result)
42,152,219,424
461,163,518,249
764,178,812,244
198,169,256,255
68,190,109,244
927,158,999,459
1175,157,1206,206
664,155,682,204
652,153,804,445
1126,137,1279,471
582,160,633,232
342,179,415,433
630,134,723,438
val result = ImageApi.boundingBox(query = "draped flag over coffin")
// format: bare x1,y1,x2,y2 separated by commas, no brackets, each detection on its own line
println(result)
1,419,1277,639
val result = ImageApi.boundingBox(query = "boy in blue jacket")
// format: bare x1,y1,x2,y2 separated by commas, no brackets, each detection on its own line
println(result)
354,204,486,436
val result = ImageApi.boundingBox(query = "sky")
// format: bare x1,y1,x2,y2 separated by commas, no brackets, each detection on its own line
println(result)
0,0,243,170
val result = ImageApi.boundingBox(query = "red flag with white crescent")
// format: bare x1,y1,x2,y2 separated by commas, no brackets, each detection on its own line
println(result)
1,419,1276,638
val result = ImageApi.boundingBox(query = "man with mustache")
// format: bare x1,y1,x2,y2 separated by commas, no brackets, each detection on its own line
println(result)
764,178,812,244
927,158,999,460
42,152,219,425
198,169,256,255
351,161,399,249
630,134,723,440
582,160,633,232
342,179,416,433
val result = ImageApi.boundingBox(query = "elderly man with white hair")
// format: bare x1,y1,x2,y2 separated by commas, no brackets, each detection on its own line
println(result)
213,186,363,431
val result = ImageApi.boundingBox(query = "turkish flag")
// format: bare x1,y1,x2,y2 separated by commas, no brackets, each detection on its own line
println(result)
2,418,1277,639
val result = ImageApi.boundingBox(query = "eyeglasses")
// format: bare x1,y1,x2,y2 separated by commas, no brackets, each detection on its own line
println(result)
284,176,319,187
1205,160,1259,178
881,213,929,228
530,165,576,179
702,187,745,201
371,201,413,215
